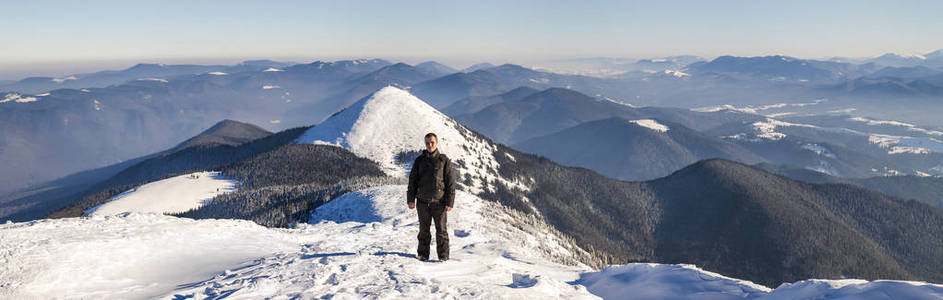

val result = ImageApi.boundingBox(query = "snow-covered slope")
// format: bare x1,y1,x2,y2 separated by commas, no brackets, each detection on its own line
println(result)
86,171,238,216
2,185,594,299
167,185,594,299
629,119,670,132
295,86,529,195
0,213,301,299
3,184,941,299
577,264,771,299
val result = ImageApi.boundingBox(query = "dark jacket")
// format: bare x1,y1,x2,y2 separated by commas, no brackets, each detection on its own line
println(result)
407,149,456,207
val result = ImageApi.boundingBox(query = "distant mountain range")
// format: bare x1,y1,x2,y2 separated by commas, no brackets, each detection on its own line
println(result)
451,87,765,145
3,53,943,197
756,162,943,210
0,60,296,94
514,117,764,180
448,86,943,182
442,86,539,116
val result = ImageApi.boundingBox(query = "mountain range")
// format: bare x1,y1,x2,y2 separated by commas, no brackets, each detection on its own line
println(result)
4,55,943,201
6,87,941,290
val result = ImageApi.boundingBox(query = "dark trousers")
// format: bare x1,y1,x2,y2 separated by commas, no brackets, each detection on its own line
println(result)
416,201,449,260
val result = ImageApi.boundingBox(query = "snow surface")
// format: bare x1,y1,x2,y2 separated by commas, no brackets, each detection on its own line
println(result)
868,134,940,155
766,112,797,118
851,117,943,137
263,85,281,89
886,53,927,60
629,119,669,132
207,71,229,75
169,185,596,299
295,86,528,196
850,116,915,128
598,95,640,108
4,184,940,299
663,69,690,77
764,279,943,300
86,171,238,216
0,93,38,103
751,118,817,141
827,108,857,114
577,264,770,300
1,185,596,299
263,67,284,72
0,213,301,299
136,77,168,83
51,76,77,83
692,100,825,114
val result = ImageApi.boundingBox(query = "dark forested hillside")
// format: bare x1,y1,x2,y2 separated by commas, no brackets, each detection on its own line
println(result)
44,127,398,229
649,160,942,286
44,126,311,219
169,119,272,152
485,145,943,287
174,143,396,228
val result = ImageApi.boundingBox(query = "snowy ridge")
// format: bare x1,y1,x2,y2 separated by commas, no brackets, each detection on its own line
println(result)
869,134,940,154
750,118,817,141
692,99,825,114
629,119,669,132
663,69,690,77
136,77,168,83
0,93,38,104
4,185,940,299
597,95,639,108
167,185,595,298
295,86,531,196
851,116,943,137
51,75,78,83
86,171,238,216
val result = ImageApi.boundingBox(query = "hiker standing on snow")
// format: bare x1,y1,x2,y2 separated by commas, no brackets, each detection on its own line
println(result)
407,132,456,261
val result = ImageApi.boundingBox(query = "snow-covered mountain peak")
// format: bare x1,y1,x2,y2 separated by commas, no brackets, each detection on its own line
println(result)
295,86,523,195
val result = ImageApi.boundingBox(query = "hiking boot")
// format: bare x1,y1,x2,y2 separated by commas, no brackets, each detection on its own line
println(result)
416,255,429,261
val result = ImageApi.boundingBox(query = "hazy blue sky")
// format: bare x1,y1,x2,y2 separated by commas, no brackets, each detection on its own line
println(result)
2,0,942,79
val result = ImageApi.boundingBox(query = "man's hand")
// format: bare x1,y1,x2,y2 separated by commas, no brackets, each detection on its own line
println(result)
408,202,416,210
446,206,452,212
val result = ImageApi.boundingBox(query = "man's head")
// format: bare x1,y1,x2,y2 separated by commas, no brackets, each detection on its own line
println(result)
424,132,438,153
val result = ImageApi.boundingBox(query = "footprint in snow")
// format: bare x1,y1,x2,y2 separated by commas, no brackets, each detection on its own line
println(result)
507,273,539,288
324,273,339,286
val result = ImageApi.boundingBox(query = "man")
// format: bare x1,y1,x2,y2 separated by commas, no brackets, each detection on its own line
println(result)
407,132,456,261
